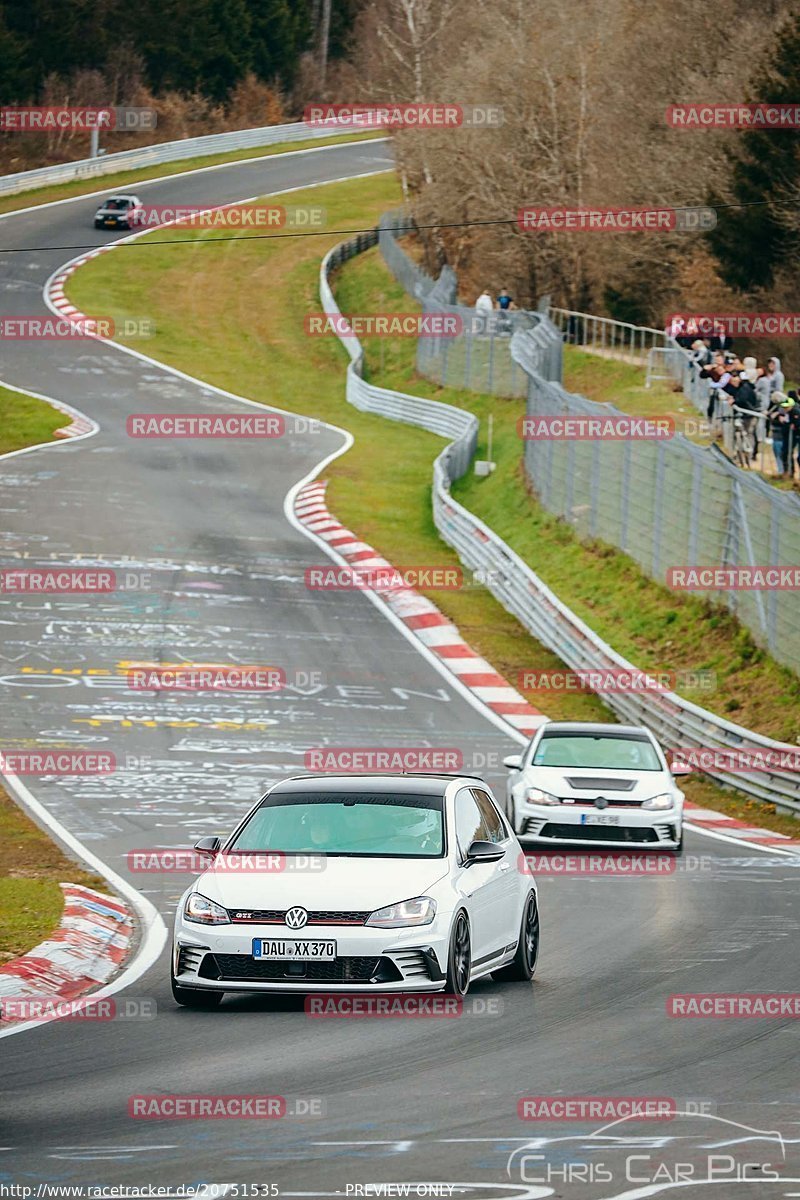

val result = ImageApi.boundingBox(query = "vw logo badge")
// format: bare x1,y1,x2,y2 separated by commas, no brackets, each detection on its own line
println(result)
594,796,609,810
285,906,308,930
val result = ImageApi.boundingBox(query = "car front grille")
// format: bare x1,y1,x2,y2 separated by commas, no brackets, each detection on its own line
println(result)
539,823,659,844
564,777,637,791
562,798,644,808
228,909,370,925
200,954,401,984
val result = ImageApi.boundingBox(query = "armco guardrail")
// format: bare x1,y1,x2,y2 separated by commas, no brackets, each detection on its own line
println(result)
321,230,800,816
0,119,360,197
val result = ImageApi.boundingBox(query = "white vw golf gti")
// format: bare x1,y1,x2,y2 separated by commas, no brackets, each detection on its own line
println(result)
504,722,689,852
171,773,539,1006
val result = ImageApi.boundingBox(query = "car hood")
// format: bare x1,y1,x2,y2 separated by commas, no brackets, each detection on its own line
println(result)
195,855,450,911
96,207,125,216
520,765,672,800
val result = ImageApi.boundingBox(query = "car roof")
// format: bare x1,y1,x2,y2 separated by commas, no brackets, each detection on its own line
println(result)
268,773,484,797
536,722,652,737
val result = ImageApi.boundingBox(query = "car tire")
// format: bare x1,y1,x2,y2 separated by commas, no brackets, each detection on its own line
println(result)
506,789,522,834
171,971,223,1009
445,910,471,997
493,892,539,982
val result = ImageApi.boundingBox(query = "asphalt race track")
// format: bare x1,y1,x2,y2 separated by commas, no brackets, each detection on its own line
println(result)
0,139,798,1198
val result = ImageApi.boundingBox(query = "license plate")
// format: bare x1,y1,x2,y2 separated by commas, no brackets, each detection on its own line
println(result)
106,219,117,225
252,938,336,960
581,813,620,825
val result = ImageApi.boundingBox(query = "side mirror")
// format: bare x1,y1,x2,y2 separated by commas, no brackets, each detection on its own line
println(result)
670,762,693,777
194,836,222,857
503,754,523,771
466,839,505,865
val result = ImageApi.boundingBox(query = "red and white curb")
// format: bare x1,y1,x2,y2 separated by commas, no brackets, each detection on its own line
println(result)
682,804,800,849
48,248,113,331
295,481,800,851
0,883,133,1025
295,479,547,739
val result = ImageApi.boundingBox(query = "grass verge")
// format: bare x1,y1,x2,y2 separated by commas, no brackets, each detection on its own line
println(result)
0,131,384,217
0,786,107,965
66,176,800,837
0,385,68,455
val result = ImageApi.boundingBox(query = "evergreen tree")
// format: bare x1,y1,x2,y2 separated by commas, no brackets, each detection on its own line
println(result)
707,9,800,292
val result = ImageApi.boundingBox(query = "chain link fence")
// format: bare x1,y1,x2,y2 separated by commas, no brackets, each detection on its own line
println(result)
511,330,800,675
378,211,562,394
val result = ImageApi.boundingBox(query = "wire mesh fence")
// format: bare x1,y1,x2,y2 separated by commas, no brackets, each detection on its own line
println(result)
378,211,562,393
512,334,800,675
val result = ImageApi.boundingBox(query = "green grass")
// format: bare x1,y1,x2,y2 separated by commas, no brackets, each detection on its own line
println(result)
66,176,800,836
0,130,384,217
0,385,67,455
0,786,107,964
563,347,702,434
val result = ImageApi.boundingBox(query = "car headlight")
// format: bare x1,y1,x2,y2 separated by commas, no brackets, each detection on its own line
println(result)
524,787,560,805
184,892,230,925
365,896,436,928
642,792,675,810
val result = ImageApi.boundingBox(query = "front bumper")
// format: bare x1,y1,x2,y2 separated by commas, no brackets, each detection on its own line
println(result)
518,803,682,848
172,920,450,993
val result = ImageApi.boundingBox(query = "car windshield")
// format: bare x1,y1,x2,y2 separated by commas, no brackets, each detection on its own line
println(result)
532,733,662,771
104,198,130,209
228,792,445,857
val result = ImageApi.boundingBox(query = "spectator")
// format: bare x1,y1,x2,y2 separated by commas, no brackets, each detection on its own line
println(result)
726,369,760,461
755,366,772,415
767,356,785,393
690,339,712,367
742,355,759,383
767,391,794,476
788,390,800,480
699,350,731,422
475,289,494,314
496,288,513,311
709,320,733,354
